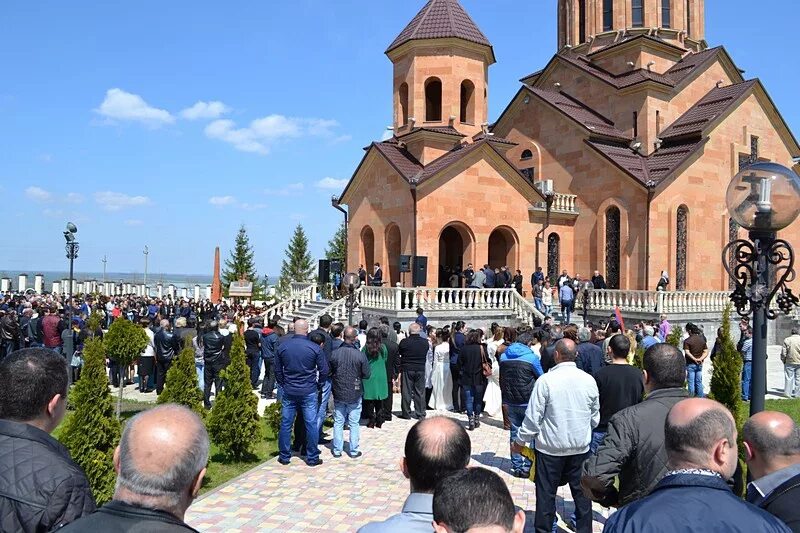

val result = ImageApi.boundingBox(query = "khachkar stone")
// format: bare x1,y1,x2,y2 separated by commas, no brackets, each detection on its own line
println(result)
211,246,222,303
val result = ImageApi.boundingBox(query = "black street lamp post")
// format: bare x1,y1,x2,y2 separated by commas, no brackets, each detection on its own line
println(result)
722,162,800,415
63,223,79,324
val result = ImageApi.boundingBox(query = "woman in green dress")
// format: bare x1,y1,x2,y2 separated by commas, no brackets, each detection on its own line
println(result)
362,327,388,428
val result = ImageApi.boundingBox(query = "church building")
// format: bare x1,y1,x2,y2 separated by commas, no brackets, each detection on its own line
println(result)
336,0,799,291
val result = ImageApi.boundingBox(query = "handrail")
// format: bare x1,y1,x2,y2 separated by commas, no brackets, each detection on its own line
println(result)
307,287,363,329
510,289,546,323
586,289,744,314
262,283,317,322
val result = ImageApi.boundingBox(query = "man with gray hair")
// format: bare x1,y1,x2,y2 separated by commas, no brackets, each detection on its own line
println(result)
744,411,800,530
576,326,604,377
641,324,659,350
61,404,208,532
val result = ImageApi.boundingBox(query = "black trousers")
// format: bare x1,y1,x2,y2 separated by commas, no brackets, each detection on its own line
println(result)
138,357,154,391
450,364,466,411
363,399,385,425
204,360,227,408
109,359,121,387
381,380,394,421
246,350,260,388
260,358,276,397
401,370,426,418
534,450,592,533
155,358,172,394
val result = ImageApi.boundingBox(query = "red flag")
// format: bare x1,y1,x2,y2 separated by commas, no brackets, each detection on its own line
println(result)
614,306,626,332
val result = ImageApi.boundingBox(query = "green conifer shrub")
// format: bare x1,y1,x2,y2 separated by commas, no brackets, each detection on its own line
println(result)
263,401,282,437
666,325,683,349
157,342,205,418
105,318,149,418
207,334,263,459
59,338,120,504
633,346,645,370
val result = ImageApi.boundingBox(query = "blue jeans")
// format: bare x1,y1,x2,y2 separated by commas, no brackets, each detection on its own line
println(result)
742,361,753,401
464,385,485,418
506,404,531,473
534,297,543,313
333,399,362,457
279,392,320,464
590,430,607,455
195,361,205,392
316,379,332,435
561,300,573,324
686,363,704,397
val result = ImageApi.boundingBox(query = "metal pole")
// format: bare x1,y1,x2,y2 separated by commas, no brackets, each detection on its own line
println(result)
102,255,107,284
143,245,149,294
749,229,773,416
67,244,74,324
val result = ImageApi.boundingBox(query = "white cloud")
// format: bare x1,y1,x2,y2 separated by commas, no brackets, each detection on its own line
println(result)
94,191,152,211
209,195,237,206
25,186,53,203
95,88,175,127
180,100,231,120
205,115,343,154
315,177,348,190
272,182,305,196
124,219,143,226
239,202,267,211
66,192,84,204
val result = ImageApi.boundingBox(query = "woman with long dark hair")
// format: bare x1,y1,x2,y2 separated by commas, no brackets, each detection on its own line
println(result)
361,327,388,428
458,329,490,430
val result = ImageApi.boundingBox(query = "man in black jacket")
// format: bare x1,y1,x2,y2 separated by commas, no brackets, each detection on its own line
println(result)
744,411,800,531
155,319,182,395
0,348,95,532
329,327,371,458
202,321,231,409
61,404,207,533
380,324,400,422
581,343,689,507
399,323,429,420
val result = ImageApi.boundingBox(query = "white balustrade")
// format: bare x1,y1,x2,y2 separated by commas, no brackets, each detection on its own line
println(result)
263,283,317,322
307,288,363,329
588,290,735,314
552,192,577,212
359,287,543,319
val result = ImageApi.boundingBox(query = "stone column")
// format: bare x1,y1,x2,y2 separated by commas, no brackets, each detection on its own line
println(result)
157,284,163,298
180,287,188,299
194,285,201,301
52,281,61,294
168,284,176,299
34,274,44,294
205,285,212,300
18,274,27,292
0,278,10,292
211,246,222,303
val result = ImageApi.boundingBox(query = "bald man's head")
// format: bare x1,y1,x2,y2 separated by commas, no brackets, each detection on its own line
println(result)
743,411,800,478
343,326,358,342
665,398,737,478
404,417,471,493
115,404,209,517
409,322,421,335
294,319,309,336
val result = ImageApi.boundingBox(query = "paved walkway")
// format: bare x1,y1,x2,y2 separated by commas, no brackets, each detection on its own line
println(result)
185,397,607,532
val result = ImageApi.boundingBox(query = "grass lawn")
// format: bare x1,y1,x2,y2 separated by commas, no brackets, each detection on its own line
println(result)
54,401,278,495
738,397,800,425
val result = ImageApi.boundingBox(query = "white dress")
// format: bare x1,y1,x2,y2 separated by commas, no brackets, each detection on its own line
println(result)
431,343,453,411
483,339,503,417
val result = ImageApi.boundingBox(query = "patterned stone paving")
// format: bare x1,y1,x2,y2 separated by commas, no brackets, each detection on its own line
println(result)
185,396,607,532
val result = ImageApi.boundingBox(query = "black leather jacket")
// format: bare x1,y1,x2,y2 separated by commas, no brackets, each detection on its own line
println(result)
0,314,19,342
154,329,181,363
202,330,230,364
0,420,96,532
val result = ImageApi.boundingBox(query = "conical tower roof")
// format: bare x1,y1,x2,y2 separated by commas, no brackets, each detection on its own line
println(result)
386,0,492,55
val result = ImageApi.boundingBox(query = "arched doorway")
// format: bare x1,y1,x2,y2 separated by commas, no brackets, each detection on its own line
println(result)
438,222,475,287
605,206,621,289
547,233,560,283
385,224,401,286
360,226,375,271
676,205,688,290
488,226,518,270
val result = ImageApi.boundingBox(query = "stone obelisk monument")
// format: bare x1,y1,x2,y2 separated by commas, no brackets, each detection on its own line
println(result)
211,246,222,303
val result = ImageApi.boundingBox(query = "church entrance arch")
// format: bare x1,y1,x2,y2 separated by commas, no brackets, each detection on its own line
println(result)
360,226,375,271
385,224,401,286
438,222,475,287
488,226,518,271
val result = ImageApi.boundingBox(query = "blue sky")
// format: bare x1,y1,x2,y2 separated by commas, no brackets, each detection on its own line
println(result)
1,0,797,277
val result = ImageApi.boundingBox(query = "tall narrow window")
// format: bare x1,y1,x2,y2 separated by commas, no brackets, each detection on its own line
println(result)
425,78,442,122
603,0,613,31
579,0,586,43
460,80,475,124
686,0,691,36
605,207,621,289
656,110,660,135
398,83,409,126
633,111,638,138
676,205,688,290
662,0,671,28
547,233,560,284
632,0,644,27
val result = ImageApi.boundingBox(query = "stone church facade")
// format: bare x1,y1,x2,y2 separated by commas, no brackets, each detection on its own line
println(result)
337,0,799,291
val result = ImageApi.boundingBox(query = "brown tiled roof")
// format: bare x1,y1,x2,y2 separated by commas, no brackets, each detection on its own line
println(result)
585,138,708,185
587,34,687,57
659,80,757,140
397,125,466,139
526,87,631,141
386,0,492,54
472,132,518,145
371,142,423,181
664,47,724,84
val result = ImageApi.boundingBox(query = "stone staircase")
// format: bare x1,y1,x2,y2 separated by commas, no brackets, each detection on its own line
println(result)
278,299,333,329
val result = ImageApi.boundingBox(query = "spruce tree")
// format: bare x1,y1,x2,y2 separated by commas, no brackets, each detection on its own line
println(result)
222,225,263,299
105,318,148,418
207,334,263,459
157,342,205,418
59,338,120,504
324,222,346,262
666,325,683,349
277,223,315,296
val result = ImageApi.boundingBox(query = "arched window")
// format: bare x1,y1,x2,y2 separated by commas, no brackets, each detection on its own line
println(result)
662,0,671,28
686,0,691,35
578,0,586,42
632,0,644,28
547,233,560,283
603,0,613,31
425,78,442,122
460,80,475,124
521,149,533,160
605,206,621,289
398,83,409,126
676,205,688,290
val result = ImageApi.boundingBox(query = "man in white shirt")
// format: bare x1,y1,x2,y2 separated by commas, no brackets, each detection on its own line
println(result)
512,338,599,532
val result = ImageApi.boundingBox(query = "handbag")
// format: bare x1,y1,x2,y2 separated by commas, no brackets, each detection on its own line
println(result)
480,345,492,377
